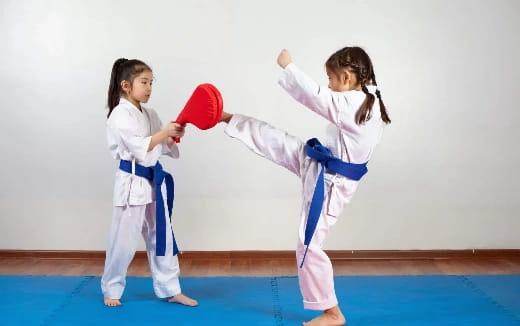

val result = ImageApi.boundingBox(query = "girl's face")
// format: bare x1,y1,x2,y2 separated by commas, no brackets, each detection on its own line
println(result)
122,70,153,107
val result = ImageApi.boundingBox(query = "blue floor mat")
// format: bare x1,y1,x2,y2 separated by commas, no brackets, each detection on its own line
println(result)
0,275,518,326
464,275,520,321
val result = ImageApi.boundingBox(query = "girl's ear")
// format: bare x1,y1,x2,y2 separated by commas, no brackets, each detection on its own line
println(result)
121,80,131,94
341,70,350,85
343,70,359,88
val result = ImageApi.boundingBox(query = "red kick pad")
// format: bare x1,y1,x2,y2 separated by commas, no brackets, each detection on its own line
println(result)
176,83,223,130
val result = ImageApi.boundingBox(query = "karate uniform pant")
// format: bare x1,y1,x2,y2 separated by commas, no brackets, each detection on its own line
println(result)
225,114,357,311
101,202,181,299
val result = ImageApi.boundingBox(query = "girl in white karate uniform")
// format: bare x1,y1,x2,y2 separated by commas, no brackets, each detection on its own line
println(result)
101,58,197,307
220,47,391,326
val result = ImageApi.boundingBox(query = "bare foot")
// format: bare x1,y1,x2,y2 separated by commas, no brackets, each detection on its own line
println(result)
168,293,199,306
104,298,122,307
303,306,346,326
220,112,233,123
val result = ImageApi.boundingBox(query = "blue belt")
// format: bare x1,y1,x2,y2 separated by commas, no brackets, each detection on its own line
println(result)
300,138,368,267
119,160,178,256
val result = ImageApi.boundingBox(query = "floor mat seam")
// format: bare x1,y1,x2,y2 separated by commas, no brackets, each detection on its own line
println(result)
40,276,94,326
460,275,520,325
270,276,284,326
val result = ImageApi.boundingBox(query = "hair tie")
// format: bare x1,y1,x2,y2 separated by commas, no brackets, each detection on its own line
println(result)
375,89,381,98
361,85,369,94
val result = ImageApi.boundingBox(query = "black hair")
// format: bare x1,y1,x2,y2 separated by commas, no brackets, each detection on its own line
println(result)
107,58,151,118
326,47,391,125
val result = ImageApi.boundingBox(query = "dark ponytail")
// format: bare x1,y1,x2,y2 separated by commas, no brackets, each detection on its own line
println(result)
326,47,391,125
375,87,391,124
357,85,375,122
106,58,152,118
107,58,127,116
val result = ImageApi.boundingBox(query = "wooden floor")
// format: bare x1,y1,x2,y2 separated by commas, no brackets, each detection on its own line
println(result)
1,256,519,277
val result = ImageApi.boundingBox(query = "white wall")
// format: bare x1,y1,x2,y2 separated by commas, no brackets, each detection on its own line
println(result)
1,0,519,251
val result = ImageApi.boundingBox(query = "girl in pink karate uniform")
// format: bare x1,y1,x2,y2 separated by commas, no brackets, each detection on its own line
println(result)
220,47,391,326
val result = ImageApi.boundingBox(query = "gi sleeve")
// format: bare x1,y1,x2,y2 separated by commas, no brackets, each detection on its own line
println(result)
149,109,180,159
107,109,152,162
278,63,341,125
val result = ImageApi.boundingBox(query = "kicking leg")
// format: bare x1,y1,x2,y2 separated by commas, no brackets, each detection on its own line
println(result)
222,113,305,177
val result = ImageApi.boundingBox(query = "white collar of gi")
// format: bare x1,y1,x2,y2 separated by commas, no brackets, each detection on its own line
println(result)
119,97,145,113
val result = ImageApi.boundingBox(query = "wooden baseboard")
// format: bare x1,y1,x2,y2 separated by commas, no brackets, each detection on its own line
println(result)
0,249,518,261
